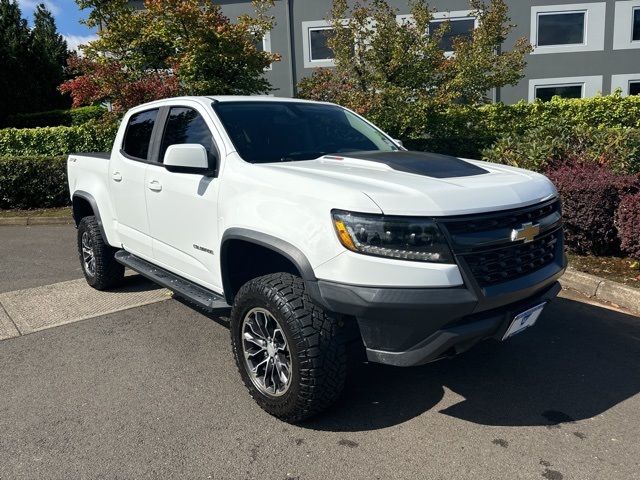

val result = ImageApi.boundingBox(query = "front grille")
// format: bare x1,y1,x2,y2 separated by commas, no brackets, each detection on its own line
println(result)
438,199,564,288
444,200,561,235
462,229,560,287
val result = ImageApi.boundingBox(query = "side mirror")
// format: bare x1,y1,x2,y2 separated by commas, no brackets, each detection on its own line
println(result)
164,144,216,176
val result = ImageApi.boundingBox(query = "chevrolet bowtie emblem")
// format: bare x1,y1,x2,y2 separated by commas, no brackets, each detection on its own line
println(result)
510,222,540,243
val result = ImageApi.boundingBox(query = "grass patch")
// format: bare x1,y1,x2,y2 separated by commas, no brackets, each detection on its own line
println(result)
567,253,640,288
0,206,71,218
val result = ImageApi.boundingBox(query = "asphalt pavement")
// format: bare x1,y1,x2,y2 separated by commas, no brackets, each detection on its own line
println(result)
0,225,638,480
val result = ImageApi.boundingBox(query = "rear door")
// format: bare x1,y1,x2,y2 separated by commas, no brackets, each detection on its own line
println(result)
144,104,223,291
109,108,160,259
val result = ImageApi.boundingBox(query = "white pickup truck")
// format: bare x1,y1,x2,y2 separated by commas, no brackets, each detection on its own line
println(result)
68,96,566,421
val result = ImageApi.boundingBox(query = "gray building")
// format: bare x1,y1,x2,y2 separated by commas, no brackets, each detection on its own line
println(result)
130,0,640,103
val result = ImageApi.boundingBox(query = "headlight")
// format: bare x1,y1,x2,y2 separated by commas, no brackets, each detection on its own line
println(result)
331,210,454,263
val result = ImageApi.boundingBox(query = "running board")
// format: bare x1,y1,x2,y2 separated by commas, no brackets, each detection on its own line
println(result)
114,250,230,311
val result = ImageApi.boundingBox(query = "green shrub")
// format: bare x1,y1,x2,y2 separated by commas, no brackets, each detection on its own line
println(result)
0,156,69,209
1,105,106,129
400,94,640,161
482,124,640,174
0,120,118,157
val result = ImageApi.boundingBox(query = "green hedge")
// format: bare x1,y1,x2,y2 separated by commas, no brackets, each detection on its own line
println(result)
1,106,106,129
403,94,640,164
0,121,118,157
0,156,68,209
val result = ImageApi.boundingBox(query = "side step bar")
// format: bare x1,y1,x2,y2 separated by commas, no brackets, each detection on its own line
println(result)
115,250,230,311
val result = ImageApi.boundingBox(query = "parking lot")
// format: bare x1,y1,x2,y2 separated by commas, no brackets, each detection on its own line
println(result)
1,224,639,480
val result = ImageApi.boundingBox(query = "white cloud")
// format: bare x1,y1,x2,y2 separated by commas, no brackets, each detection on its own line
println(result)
17,0,60,15
64,33,97,53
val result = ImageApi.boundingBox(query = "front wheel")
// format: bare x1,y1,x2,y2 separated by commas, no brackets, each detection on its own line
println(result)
230,273,347,422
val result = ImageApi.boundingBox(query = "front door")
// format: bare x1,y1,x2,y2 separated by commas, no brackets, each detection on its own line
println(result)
145,106,222,292
109,108,160,259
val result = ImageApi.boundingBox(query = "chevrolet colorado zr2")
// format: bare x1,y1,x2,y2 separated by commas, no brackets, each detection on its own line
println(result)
67,96,566,421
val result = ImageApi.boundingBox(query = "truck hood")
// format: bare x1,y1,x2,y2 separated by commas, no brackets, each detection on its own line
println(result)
262,151,557,216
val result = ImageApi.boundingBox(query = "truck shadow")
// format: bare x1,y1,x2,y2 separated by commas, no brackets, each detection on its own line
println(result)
305,296,640,432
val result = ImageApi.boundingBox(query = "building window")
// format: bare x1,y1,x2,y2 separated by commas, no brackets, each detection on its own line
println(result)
309,27,334,61
535,84,583,101
528,76,602,102
302,20,348,68
429,17,476,51
252,30,272,70
399,10,477,55
614,0,640,50
611,73,640,96
531,3,605,54
537,12,585,46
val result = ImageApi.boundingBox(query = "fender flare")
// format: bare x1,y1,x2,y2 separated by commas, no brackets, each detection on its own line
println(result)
219,228,322,305
72,190,109,243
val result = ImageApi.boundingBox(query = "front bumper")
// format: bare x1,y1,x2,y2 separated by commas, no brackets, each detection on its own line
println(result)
311,259,565,367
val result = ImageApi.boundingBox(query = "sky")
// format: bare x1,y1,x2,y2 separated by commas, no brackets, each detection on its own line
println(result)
17,0,97,51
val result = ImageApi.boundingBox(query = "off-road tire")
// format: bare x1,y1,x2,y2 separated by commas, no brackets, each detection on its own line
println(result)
230,273,348,422
77,216,124,290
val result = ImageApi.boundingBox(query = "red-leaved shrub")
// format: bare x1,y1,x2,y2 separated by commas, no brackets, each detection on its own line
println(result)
546,165,640,255
615,193,640,260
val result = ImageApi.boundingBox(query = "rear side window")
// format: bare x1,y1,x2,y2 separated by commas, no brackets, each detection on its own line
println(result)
122,109,159,160
159,107,216,162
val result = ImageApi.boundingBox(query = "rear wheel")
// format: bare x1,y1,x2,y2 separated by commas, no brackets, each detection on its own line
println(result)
230,273,347,422
77,216,124,290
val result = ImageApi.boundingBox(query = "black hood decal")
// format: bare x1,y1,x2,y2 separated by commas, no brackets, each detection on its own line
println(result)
343,151,489,179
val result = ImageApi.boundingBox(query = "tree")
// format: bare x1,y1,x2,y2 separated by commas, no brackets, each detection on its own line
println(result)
297,0,531,141
0,0,31,119
29,3,69,111
0,1,68,120
62,0,280,112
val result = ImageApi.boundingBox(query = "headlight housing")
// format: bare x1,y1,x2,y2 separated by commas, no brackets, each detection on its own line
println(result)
331,210,454,263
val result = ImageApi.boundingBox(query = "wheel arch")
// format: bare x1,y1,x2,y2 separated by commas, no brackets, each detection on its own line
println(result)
220,228,320,305
72,191,108,242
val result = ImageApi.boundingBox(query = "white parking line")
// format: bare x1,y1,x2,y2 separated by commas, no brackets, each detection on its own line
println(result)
0,277,170,340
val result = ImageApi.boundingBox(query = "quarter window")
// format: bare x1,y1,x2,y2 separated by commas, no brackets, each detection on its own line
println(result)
630,81,640,96
535,84,583,101
159,107,216,163
633,8,640,41
429,18,475,51
537,12,585,46
122,109,159,160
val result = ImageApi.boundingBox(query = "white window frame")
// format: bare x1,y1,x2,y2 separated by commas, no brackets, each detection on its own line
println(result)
613,0,640,50
397,10,478,56
302,20,341,68
528,76,603,102
611,73,640,96
530,3,606,54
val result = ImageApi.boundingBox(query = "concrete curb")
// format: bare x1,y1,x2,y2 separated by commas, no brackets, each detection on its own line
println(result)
560,267,640,313
0,216,72,226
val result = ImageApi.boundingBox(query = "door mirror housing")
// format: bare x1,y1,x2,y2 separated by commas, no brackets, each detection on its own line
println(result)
163,144,216,176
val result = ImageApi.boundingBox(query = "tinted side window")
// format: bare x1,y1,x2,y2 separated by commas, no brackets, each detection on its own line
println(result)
123,109,158,160
160,107,216,162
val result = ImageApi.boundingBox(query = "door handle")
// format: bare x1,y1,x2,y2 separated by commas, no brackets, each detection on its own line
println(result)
147,180,162,192
111,171,122,182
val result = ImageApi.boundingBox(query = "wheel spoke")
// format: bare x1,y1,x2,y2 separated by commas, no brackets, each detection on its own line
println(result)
241,307,292,397
243,331,266,349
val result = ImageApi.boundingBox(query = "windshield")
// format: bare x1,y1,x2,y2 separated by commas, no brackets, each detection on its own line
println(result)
213,101,399,163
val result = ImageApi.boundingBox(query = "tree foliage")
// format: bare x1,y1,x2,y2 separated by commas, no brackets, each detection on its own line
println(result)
62,0,280,112
0,0,69,120
297,0,531,139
